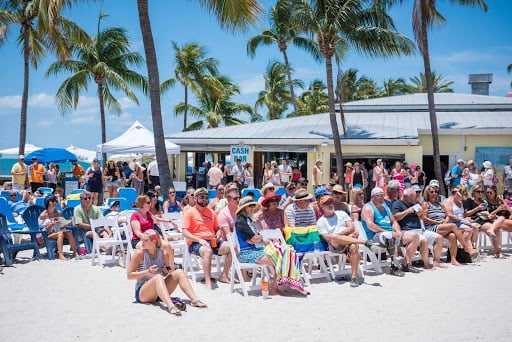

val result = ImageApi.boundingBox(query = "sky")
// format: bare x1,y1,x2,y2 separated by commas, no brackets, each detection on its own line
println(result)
0,0,510,153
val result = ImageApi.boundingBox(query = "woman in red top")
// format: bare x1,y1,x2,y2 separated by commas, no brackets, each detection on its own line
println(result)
130,195,176,266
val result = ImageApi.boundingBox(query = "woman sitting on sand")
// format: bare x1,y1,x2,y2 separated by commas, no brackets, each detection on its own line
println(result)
38,195,79,260
422,185,479,266
127,229,206,316
235,196,308,296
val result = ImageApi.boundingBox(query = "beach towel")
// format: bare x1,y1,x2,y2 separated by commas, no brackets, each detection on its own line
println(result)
282,225,324,253
264,241,304,293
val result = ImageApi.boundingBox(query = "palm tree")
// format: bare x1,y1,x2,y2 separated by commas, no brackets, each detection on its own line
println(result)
176,75,252,130
46,13,147,163
380,77,410,96
336,68,379,102
408,71,454,93
0,0,84,155
247,0,319,117
161,42,220,131
136,0,262,192
297,0,414,183
383,0,488,195
298,79,328,115
255,60,304,120
508,63,512,88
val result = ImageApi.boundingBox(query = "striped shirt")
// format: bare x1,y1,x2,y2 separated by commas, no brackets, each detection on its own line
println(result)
285,203,317,227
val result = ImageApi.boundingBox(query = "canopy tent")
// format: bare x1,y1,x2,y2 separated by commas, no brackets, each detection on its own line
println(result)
0,143,43,155
98,120,180,155
24,148,77,164
66,145,98,163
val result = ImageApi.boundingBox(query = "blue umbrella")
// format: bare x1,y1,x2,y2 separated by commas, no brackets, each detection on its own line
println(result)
24,148,78,164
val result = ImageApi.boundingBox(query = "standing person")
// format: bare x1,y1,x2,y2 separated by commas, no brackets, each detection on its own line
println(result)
243,163,254,189
502,156,512,192
86,158,103,205
147,157,159,190
390,161,408,195
129,162,145,196
231,158,244,190
116,161,127,188
312,159,323,190
127,229,207,316
278,159,292,187
262,162,273,185
481,161,497,190
464,160,481,190
449,159,466,191
350,162,364,190
28,157,46,193
372,159,387,190
343,162,353,194
415,165,426,190
122,161,132,186
181,187,232,290
11,155,28,191
207,161,224,189
46,163,58,192
197,162,208,188
103,159,119,199
71,161,85,188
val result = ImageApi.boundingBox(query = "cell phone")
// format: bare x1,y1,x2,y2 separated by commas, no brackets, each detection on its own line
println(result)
160,265,172,274
482,201,488,207
412,204,422,212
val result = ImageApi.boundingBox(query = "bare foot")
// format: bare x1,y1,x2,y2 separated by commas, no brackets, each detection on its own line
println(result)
424,263,434,270
494,253,507,259
451,260,462,266
218,275,230,284
434,262,448,269
59,256,69,261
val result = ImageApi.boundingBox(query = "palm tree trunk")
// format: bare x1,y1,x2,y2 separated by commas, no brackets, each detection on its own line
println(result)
97,83,108,165
19,26,30,155
325,54,343,185
282,49,299,117
421,23,446,196
184,86,188,130
137,0,173,191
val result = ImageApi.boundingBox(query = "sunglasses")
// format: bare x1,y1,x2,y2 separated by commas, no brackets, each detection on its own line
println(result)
49,199,57,203
9,194,17,197
474,190,483,193
81,197,92,200
288,187,296,190
429,191,438,194
333,191,344,195
218,188,224,191
145,201,151,204
268,188,275,191
323,202,334,206
486,192,494,195
230,196,241,201
268,198,279,203
168,191,175,194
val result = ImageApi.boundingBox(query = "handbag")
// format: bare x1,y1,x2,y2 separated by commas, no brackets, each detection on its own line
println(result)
476,211,493,222
446,247,473,264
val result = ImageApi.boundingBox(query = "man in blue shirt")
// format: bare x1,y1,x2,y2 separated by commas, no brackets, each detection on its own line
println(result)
450,159,465,190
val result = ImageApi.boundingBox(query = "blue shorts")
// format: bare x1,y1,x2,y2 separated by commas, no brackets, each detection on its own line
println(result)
135,285,142,303
189,239,226,256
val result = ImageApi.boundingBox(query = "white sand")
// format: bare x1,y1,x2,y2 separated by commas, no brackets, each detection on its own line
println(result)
2,249,512,341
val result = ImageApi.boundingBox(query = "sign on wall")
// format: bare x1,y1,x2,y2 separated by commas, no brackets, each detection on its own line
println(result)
230,145,251,164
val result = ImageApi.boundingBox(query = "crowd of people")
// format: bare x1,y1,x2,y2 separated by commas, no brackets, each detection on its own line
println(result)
4,154,512,317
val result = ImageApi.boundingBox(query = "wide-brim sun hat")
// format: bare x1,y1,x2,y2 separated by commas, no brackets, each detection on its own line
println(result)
260,192,282,207
261,182,276,195
237,196,261,215
483,161,492,169
293,188,313,201
345,162,353,169
331,184,346,194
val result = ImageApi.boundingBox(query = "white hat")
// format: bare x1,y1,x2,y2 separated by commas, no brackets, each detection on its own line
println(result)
429,179,440,187
18,155,25,159
371,187,384,196
483,161,492,169
457,159,465,164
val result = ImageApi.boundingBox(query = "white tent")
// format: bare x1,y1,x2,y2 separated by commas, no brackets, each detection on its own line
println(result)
97,120,180,155
0,143,43,155
66,145,98,163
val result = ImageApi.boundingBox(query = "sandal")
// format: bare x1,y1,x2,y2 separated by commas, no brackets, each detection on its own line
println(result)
486,231,497,241
191,299,208,308
168,306,182,316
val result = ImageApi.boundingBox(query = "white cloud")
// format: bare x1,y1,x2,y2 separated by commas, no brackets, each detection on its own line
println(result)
239,76,263,94
0,95,22,108
28,93,56,107
37,120,53,128
434,49,497,66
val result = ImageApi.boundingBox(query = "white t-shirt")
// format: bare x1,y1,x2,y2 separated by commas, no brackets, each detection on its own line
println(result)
147,160,159,177
278,164,291,183
317,211,352,235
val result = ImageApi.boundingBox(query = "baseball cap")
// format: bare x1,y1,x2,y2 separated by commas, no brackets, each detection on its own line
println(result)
110,200,121,208
411,184,422,193
319,195,334,206
371,187,384,197
18,155,24,159
194,187,208,196
457,159,465,164
429,179,440,187
314,187,331,197
154,185,161,191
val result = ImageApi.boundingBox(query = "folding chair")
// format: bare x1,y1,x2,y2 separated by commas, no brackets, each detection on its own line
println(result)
90,218,128,267
0,214,41,266
354,222,386,274
117,188,137,207
227,233,271,297
106,197,130,211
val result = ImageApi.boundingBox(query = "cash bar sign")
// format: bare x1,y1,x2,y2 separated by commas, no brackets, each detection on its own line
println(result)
230,145,251,164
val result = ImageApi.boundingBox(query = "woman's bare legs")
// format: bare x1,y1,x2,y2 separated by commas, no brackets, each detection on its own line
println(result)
138,274,181,315
64,231,79,257
437,223,479,255
445,232,462,266
164,269,205,306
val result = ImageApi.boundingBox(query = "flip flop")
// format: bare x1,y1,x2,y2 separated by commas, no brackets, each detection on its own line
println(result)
168,306,182,316
191,299,208,308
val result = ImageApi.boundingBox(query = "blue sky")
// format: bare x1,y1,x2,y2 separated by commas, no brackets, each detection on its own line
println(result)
0,0,510,152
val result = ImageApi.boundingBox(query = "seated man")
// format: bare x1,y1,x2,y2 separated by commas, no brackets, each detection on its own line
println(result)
181,187,232,290
284,189,317,227
317,195,372,287
9,190,33,216
361,187,412,277
391,188,447,270
105,200,128,225
73,191,109,240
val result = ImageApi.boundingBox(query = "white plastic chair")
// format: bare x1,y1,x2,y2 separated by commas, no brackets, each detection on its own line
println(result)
354,221,386,274
226,233,271,297
90,218,129,267
181,235,225,283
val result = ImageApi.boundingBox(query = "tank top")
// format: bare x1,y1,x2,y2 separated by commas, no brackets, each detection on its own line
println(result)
361,201,393,239
424,202,446,232
451,201,464,220
106,166,118,181
135,249,165,290
352,171,363,186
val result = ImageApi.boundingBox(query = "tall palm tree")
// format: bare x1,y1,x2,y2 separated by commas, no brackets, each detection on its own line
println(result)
137,0,262,192
298,79,329,115
297,0,414,183
161,42,220,131
176,75,252,130
336,68,379,102
46,12,147,163
247,0,319,117
255,60,304,120
0,0,85,155
508,63,512,88
383,0,488,195
408,71,454,93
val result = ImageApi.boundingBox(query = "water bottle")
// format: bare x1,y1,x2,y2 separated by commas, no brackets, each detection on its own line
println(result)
261,275,269,299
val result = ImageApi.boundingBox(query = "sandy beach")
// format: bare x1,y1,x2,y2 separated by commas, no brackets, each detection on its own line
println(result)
2,246,512,342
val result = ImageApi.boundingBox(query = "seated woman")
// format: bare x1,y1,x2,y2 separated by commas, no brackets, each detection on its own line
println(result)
162,186,183,213
235,196,308,296
421,185,479,266
463,183,506,258
349,188,365,222
208,183,225,212
127,229,206,316
253,192,285,231
130,195,176,265
444,186,479,249
38,195,79,260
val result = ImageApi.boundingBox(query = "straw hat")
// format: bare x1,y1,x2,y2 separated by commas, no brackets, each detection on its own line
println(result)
236,196,261,215
260,192,282,207
345,162,353,169
331,184,346,194
293,189,313,201
261,182,277,195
